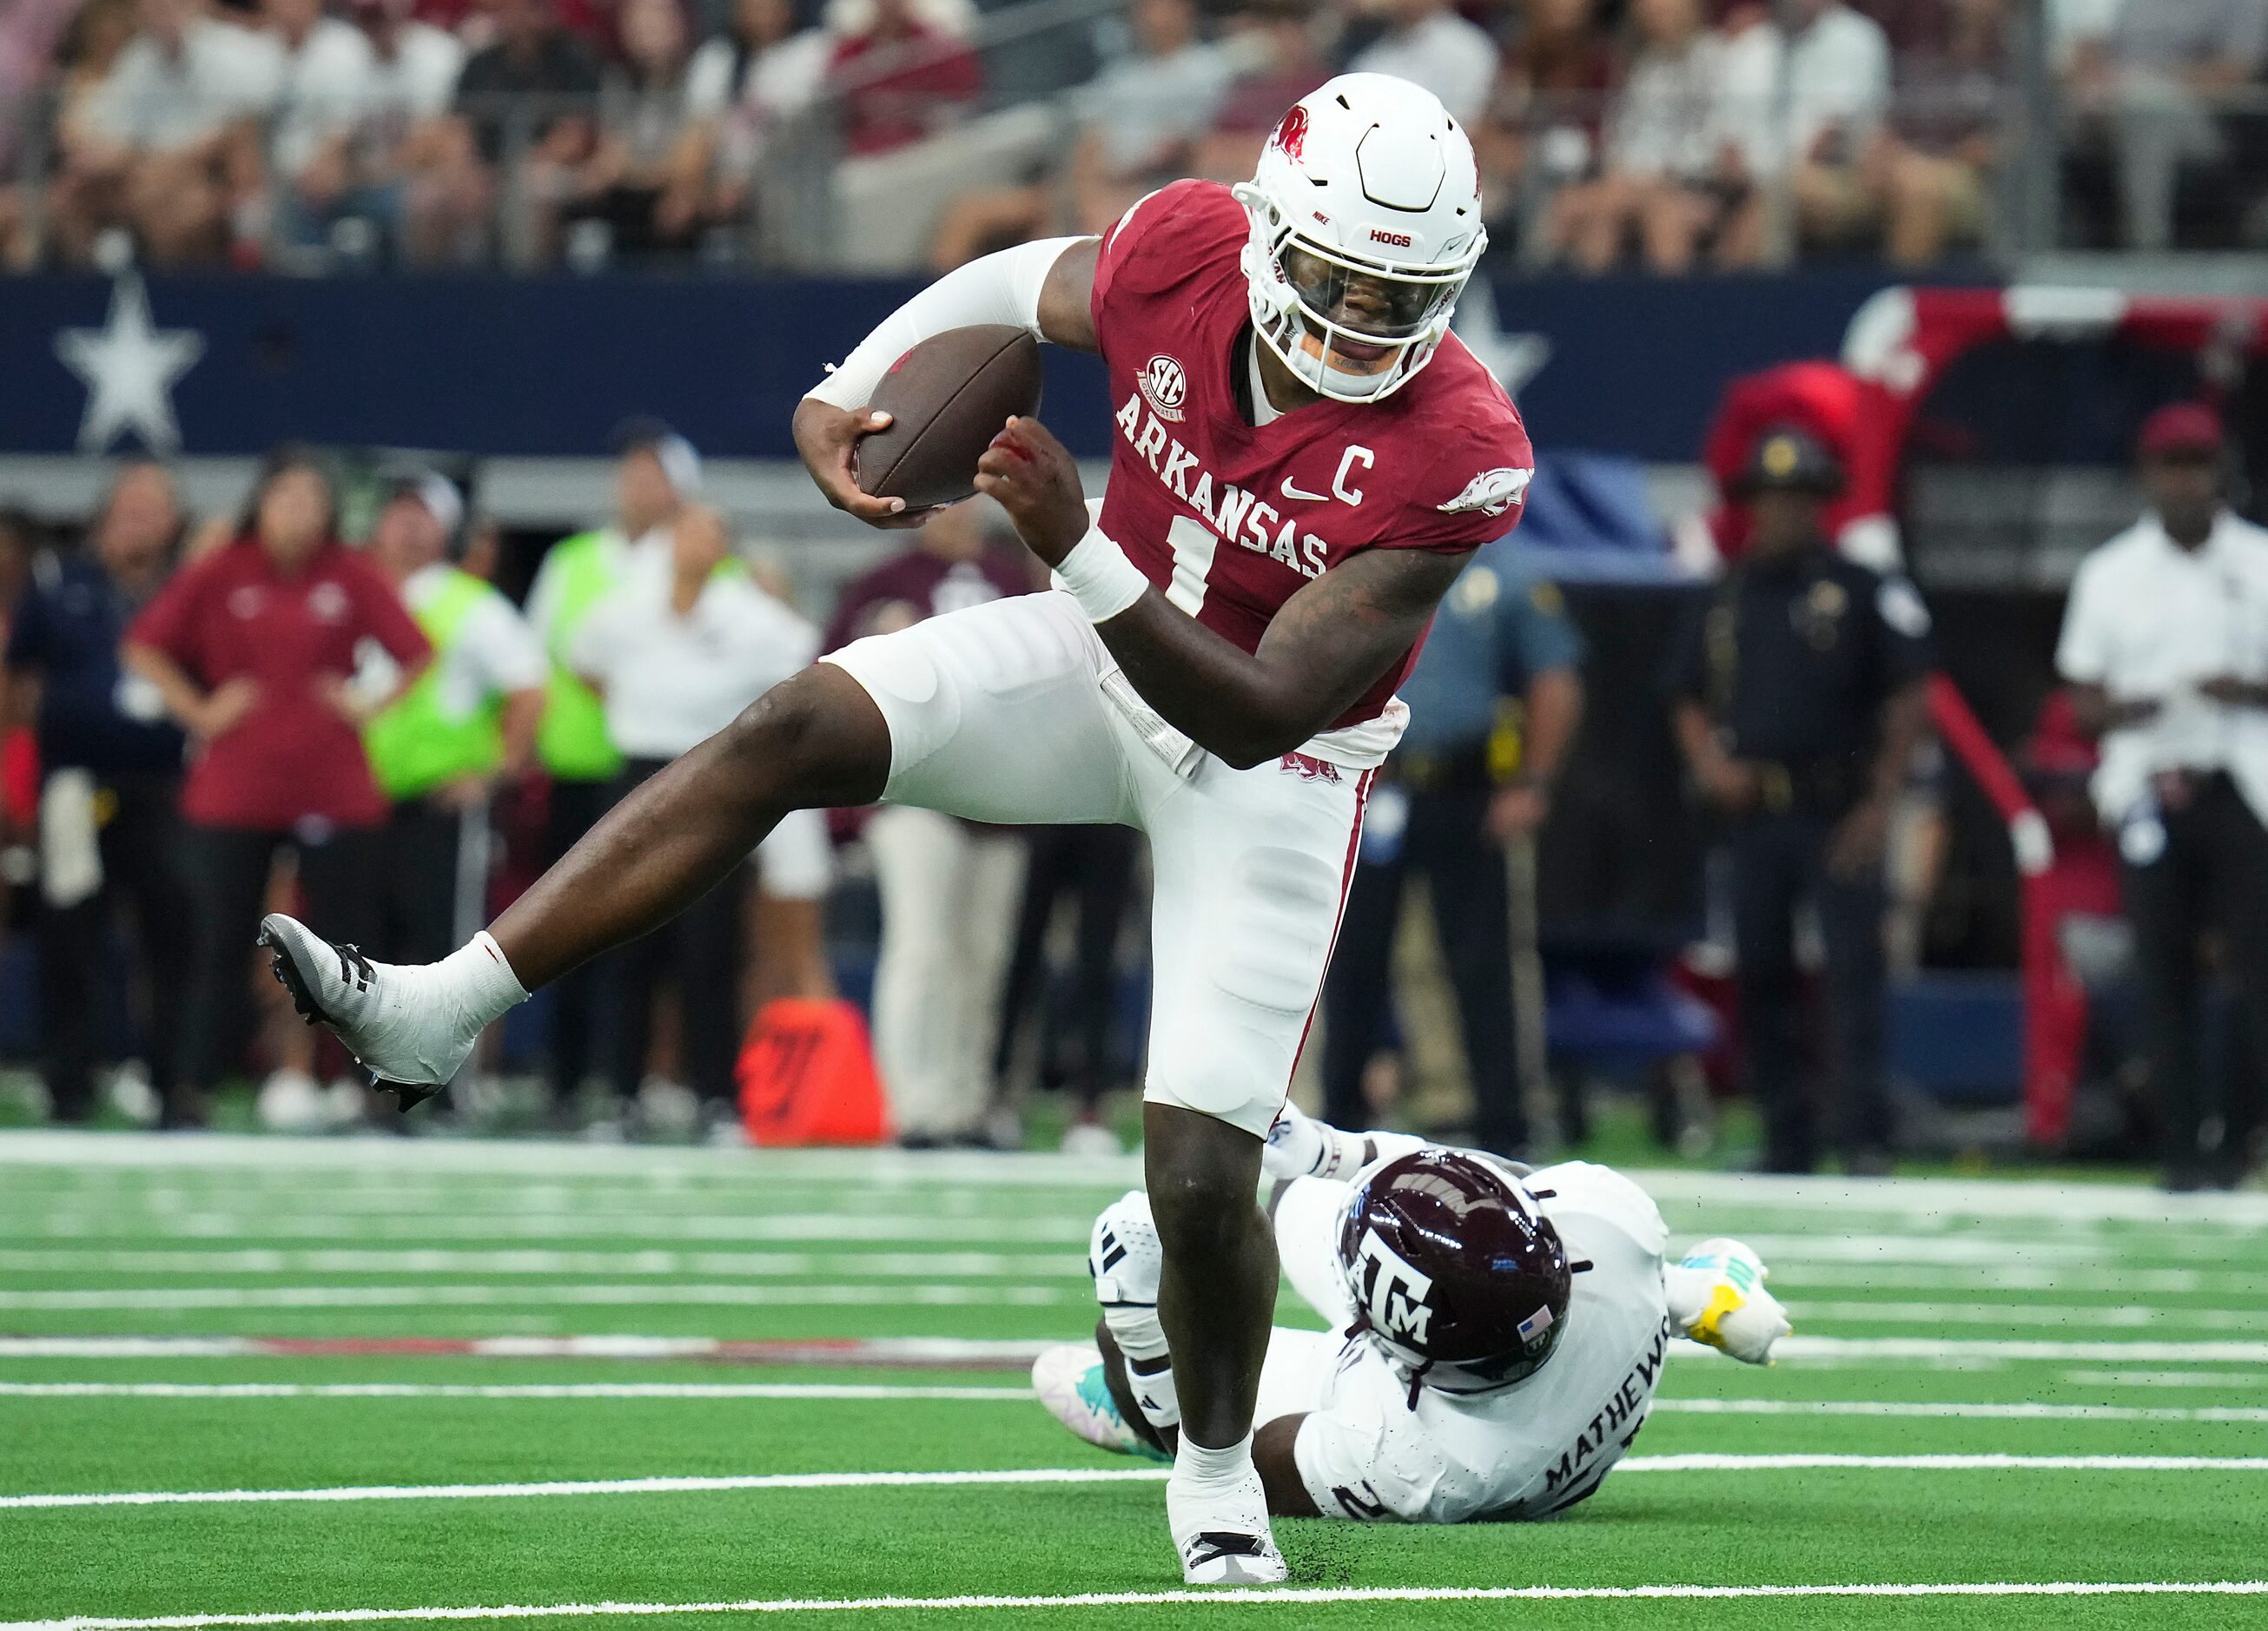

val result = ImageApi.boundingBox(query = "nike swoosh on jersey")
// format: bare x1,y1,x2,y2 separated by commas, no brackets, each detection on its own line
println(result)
1280,477,1328,502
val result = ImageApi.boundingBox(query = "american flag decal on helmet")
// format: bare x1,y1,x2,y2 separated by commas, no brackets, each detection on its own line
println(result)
1518,1304,1556,1346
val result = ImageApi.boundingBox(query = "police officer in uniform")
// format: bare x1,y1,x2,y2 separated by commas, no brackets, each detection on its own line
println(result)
1669,428,1933,1175
1320,538,1584,1157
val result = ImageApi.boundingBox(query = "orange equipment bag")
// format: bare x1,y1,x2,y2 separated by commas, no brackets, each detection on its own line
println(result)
736,997,893,1146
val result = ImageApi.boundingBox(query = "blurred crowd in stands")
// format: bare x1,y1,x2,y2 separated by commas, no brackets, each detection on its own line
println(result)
2,0,2265,275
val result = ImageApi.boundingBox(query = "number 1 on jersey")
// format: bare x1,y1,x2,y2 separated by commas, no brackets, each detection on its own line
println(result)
1166,514,1220,616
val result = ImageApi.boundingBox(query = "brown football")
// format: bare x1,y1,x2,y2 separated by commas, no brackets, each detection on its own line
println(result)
853,324,1044,512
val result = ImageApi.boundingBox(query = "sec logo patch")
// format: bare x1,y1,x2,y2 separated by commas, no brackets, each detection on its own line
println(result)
1140,353,1187,423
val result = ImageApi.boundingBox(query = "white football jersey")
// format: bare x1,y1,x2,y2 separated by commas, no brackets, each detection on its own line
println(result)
1264,1159,1674,1524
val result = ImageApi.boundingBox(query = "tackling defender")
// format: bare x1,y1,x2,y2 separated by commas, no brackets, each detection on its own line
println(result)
1036,1104,1791,1522
258,74,1531,1582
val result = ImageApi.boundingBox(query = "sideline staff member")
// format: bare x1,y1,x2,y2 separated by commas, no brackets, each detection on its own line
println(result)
364,472,546,970
2057,403,2268,1192
571,503,826,1128
3,465,190,1124
1319,537,1584,1157
1670,427,1931,1175
524,422,696,1115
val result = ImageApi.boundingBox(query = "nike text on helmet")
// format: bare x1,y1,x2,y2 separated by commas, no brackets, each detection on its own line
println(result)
1233,72,1488,404
1338,1149,1572,1403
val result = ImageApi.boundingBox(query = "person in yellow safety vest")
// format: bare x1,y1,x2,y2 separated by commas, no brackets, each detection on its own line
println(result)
522,420,699,1125
364,472,546,1002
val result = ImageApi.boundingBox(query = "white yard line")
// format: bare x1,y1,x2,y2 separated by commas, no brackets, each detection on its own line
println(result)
8,1581,2268,1629
7,1455,2265,1512
5,1331,2265,1368
0,1467,1172,1510
1790,1302,2268,1331
13,1216,1094,1245
0,1249,1081,1279
1650,1397,2268,1423
0,1336,1061,1364
8,1131,2267,1224
5,1383,2263,1423
0,1284,1066,1310
0,1382,1031,1401
0,1132,1144,1189
1780,1335,2268,1363
2061,1369,2268,1389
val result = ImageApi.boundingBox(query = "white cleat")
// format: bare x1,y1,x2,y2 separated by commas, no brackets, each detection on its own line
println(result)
257,914,479,1110
1168,1461,1287,1586
1031,1344,1167,1461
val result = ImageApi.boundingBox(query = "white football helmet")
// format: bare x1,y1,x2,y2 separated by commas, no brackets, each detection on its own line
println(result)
1233,73,1488,404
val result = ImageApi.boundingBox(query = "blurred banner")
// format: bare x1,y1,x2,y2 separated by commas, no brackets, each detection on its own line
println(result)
0,267,1900,462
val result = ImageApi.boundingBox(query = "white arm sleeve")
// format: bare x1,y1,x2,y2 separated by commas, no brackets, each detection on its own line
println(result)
803,236,1088,411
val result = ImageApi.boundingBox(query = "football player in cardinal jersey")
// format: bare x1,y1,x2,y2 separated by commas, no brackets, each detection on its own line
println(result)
1034,1104,1792,1524
260,73,1534,1584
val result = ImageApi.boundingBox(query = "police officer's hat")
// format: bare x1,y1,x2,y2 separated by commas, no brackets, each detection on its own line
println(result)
1735,426,1845,498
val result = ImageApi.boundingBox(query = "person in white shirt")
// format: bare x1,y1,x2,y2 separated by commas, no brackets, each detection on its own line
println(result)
1545,0,1727,272
1714,0,1890,267
570,503,829,1132
53,0,280,264
263,0,373,197
277,0,464,259
2055,402,2268,1192
1348,0,1501,129
519,424,694,1126
1035,1102,1790,1523
684,0,827,227
362,473,545,970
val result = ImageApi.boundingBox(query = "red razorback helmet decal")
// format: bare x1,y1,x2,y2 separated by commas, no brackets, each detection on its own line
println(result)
1339,1149,1574,1404
1271,102,1308,162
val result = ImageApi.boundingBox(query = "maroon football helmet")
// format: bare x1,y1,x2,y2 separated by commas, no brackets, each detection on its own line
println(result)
1338,1149,1573,1401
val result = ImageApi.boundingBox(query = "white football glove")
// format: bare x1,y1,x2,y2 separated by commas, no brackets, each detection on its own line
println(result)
1670,1237,1791,1365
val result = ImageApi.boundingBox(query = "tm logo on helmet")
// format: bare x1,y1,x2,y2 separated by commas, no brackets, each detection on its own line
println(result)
1353,1230,1434,1345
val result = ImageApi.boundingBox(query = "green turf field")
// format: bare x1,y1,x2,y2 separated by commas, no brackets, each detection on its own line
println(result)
2,1130,2265,1630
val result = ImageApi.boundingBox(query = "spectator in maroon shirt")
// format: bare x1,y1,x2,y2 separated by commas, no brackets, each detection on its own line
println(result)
825,0,983,159
123,448,430,1126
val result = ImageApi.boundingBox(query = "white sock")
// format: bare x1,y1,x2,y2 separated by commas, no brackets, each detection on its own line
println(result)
435,933,530,1030
1173,1429,1254,1493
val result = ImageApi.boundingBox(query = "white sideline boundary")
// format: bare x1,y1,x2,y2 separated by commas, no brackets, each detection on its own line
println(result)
8,1455,2267,1511
7,1384,2267,1423
8,1332,2268,1365
8,1130,2268,1225
0,1383,1031,1401
0,1284,1067,1311
8,1580,2268,1628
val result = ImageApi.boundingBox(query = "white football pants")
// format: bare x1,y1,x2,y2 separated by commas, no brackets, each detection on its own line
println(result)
825,591,1375,1139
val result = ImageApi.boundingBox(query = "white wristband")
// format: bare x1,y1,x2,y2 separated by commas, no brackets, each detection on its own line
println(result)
1052,525,1151,623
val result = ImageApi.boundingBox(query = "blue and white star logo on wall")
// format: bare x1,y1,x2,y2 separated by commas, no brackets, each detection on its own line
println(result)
54,275,205,455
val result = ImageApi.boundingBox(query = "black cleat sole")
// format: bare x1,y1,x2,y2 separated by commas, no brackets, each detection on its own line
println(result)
256,926,439,1113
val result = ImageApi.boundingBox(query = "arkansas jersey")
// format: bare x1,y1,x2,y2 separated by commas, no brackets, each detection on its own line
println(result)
1089,178,1535,760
